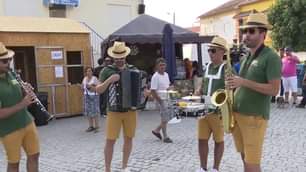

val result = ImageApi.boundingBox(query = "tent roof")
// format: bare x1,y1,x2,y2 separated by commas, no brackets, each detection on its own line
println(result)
0,16,90,34
107,14,201,44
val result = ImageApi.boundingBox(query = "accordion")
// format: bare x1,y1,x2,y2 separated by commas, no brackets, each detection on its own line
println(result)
108,69,147,112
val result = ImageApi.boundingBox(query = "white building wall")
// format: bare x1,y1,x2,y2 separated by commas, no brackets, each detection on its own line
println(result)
200,12,236,45
0,0,49,17
0,0,141,37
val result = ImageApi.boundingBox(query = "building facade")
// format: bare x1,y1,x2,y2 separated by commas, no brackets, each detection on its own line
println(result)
0,0,143,65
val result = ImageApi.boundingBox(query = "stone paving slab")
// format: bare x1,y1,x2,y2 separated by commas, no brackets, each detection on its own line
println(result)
1,104,306,172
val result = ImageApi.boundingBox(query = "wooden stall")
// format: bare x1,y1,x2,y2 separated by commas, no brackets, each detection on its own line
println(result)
0,16,91,118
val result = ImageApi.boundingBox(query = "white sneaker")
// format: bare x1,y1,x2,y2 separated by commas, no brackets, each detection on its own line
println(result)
211,169,219,172
196,167,207,172
122,167,131,172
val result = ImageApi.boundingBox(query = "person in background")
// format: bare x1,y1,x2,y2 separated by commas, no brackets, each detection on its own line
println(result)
94,57,113,117
184,58,193,79
296,71,306,108
192,61,203,92
282,47,300,104
82,67,100,133
151,58,174,143
272,48,285,103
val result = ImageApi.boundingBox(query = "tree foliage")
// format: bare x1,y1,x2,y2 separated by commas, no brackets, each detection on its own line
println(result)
268,0,306,51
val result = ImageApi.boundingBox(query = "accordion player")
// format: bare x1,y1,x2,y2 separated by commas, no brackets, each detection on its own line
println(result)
108,68,147,112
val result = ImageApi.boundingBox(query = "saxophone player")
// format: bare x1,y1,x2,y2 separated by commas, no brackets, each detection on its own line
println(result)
226,13,281,172
0,42,40,172
194,36,229,172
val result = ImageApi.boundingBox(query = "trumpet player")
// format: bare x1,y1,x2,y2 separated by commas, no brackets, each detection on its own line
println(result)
194,36,228,172
226,13,281,172
0,42,40,172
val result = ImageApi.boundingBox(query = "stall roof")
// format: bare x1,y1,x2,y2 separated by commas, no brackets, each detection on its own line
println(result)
0,16,90,33
106,14,207,44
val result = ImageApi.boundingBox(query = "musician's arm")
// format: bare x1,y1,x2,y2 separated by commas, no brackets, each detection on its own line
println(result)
235,77,280,96
0,95,35,119
96,74,120,94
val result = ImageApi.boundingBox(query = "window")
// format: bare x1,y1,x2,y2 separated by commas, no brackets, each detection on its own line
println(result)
49,4,66,18
66,51,83,84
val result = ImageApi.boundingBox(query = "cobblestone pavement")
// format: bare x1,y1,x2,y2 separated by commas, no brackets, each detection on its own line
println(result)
1,104,306,172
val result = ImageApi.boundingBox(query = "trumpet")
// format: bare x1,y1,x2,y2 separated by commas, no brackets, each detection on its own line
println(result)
11,70,54,122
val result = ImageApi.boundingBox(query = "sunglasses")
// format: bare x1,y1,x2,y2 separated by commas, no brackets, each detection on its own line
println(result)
0,58,11,64
242,28,257,34
208,48,217,54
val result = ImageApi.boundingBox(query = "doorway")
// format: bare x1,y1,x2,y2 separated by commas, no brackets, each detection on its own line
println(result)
8,46,37,90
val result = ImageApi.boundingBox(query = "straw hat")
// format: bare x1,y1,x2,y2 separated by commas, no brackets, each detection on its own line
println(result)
240,12,272,30
0,42,14,60
107,41,131,58
207,36,228,51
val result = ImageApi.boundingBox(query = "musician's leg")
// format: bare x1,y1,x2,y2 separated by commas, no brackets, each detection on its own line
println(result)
122,137,133,169
105,112,122,172
232,113,245,167
239,114,267,172
198,139,209,171
210,114,224,171
2,127,24,172
197,116,211,171
26,153,39,172
104,139,116,172
122,111,137,169
213,141,224,170
23,122,40,172
7,163,19,172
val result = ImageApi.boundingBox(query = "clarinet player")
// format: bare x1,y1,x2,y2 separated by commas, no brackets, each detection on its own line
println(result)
0,42,40,172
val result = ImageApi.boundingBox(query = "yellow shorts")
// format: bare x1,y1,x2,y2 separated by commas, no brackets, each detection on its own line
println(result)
1,122,40,163
198,113,224,143
106,111,137,140
232,112,267,164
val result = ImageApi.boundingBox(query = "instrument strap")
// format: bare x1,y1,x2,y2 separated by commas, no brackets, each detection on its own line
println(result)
240,44,265,77
204,62,226,96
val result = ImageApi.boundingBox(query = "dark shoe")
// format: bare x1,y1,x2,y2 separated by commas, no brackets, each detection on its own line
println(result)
86,126,95,132
163,137,173,143
296,104,305,108
152,131,162,140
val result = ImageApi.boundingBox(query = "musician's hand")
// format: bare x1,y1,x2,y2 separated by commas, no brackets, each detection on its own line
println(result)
109,74,120,83
23,82,34,92
226,75,244,89
20,94,36,107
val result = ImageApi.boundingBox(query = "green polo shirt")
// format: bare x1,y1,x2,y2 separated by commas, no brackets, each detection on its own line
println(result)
0,72,33,137
234,46,281,119
202,63,225,96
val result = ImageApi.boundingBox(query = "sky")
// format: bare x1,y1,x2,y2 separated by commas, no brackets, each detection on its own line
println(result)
144,0,230,28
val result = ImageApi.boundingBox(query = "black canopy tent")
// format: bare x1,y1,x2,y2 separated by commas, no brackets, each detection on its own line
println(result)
101,14,213,75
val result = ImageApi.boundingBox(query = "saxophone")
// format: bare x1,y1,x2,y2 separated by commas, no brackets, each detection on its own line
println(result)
211,50,235,133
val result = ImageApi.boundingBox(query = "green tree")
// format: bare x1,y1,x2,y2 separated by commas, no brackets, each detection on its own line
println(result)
268,0,306,51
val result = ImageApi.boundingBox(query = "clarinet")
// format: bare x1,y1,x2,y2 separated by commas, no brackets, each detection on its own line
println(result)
10,70,54,122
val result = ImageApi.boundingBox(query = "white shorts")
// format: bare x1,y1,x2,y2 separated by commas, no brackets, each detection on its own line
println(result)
282,76,298,92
